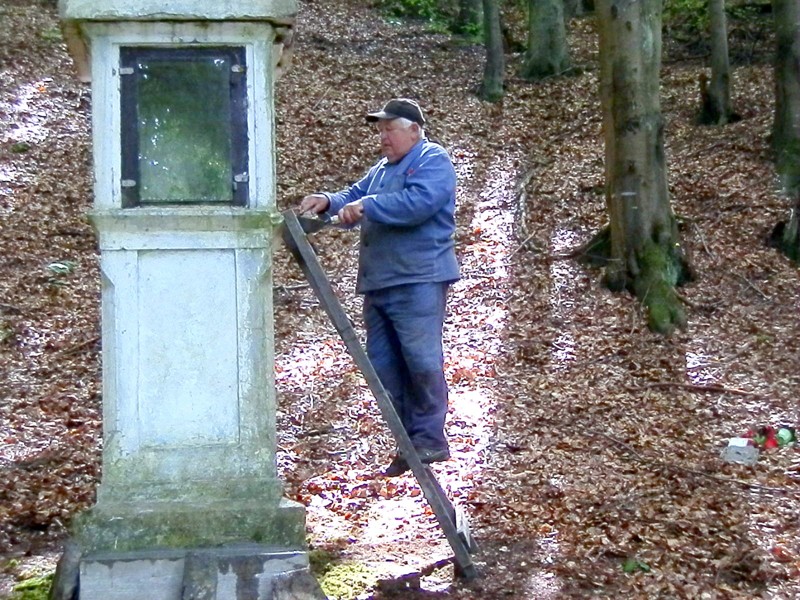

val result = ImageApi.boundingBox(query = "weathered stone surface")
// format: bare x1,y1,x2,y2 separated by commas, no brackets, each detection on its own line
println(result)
79,546,327,600
182,552,218,600
59,0,297,23
71,208,299,554
57,8,309,598
74,498,306,553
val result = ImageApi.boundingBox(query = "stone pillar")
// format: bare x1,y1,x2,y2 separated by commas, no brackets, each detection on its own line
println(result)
57,2,323,598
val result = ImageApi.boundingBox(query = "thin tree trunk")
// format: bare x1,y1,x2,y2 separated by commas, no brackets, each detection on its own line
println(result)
596,0,691,334
564,0,587,19
699,0,735,124
481,0,505,102
771,0,800,261
773,0,800,160
456,0,482,34
520,0,570,80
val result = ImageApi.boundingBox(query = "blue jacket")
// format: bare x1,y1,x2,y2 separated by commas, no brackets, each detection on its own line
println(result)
324,138,460,293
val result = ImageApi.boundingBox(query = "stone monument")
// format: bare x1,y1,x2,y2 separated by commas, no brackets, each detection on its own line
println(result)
58,1,323,598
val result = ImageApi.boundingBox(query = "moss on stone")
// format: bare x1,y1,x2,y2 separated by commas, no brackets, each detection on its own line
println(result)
74,498,306,553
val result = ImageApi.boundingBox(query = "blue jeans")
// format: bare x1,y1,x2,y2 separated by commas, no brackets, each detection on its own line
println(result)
363,282,450,452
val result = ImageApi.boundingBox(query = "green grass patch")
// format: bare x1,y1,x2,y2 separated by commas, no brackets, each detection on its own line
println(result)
40,27,63,43
10,142,31,154
10,573,53,600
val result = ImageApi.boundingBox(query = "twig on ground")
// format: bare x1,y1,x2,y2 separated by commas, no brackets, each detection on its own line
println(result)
587,430,796,495
725,269,770,300
589,429,646,461
0,302,22,315
675,291,699,308
508,232,545,258
692,223,714,257
277,283,310,292
297,425,339,438
675,292,722,311
515,168,537,196
57,335,100,357
306,88,330,114
626,381,760,397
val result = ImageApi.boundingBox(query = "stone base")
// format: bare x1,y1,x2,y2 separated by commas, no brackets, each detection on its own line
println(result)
74,498,306,553
79,544,326,600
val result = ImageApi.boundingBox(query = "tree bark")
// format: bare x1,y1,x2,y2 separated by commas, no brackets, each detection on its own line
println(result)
771,0,800,261
480,0,505,102
520,0,571,80
596,0,691,334
564,0,588,19
699,0,735,124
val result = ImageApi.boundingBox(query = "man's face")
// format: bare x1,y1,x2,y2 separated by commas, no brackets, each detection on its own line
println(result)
377,119,419,164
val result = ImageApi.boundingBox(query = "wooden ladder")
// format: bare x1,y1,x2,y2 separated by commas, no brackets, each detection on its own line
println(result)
281,210,478,580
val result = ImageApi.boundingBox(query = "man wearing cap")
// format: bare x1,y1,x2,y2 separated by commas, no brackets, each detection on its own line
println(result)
300,98,459,477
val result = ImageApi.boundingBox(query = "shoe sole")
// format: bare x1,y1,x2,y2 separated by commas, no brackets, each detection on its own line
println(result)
382,450,449,476
419,450,450,464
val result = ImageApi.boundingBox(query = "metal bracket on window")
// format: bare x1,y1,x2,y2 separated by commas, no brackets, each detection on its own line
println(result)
121,179,137,188
231,65,246,73
233,173,249,183
119,67,135,76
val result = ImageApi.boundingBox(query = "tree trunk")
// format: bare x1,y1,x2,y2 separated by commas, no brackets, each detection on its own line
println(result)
455,0,482,34
596,0,691,335
771,0,800,261
699,0,735,124
564,0,587,19
480,0,505,102
520,0,571,80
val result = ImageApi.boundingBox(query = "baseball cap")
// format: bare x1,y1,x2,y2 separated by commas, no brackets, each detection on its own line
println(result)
366,98,426,126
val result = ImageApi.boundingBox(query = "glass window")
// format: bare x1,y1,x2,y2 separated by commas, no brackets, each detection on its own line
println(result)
120,47,248,207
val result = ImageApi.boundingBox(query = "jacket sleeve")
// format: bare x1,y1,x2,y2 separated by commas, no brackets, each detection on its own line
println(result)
323,163,381,216
361,148,456,226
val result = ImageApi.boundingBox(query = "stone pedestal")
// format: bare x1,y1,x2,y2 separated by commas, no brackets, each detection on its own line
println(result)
55,2,320,596
74,208,305,555
79,545,325,600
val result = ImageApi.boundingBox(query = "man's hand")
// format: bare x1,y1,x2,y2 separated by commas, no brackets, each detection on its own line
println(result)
300,194,329,215
339,200,364,225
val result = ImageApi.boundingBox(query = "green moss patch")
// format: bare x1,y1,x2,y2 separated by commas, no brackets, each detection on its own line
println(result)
10,572,54,600
309,549,379,600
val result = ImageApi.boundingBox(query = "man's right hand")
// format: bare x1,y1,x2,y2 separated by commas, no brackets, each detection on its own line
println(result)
300,194,329,215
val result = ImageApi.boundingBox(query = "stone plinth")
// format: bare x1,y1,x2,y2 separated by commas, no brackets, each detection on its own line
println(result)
79,545,326,600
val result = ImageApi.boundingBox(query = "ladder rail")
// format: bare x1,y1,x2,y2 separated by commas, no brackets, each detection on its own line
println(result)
281,211,477,580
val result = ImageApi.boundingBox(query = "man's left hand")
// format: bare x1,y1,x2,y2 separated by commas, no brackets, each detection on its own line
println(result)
339,200,364,225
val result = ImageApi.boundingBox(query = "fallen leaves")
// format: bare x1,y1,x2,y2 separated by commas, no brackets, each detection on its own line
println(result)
2,0,799,599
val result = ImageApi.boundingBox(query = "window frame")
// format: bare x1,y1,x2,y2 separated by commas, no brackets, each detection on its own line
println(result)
119,46,249,208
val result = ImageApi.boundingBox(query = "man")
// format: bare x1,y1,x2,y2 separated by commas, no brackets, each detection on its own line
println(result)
300,98,459,477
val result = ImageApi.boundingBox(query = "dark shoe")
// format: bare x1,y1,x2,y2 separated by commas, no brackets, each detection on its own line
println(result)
416,447,450,464
382,455,409,477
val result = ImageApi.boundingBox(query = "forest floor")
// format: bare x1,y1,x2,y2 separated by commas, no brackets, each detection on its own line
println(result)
1,0,799,598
